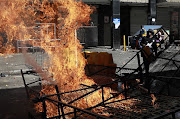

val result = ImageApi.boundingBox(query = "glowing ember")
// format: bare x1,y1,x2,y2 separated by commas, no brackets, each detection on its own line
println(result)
151,94,158,109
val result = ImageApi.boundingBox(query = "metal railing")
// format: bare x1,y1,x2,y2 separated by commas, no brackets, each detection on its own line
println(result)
21,69,111,119
21,66,180,119
21,43,180,119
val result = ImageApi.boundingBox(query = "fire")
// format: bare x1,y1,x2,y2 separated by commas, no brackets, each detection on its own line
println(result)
151,94,158,109
0,0,128,118
0,0,98,117
0,0,36,54
40,0,94,92
0,0,93,88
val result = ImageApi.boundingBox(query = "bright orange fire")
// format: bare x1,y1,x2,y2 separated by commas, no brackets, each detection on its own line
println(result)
0,0,126,118
0,0,102,117
151,94,158,109
0,0,36,54
0,0,93,88
33,0,94,92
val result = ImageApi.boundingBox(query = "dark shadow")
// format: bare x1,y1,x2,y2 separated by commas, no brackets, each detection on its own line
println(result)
0,87,29,119
0,86,40,119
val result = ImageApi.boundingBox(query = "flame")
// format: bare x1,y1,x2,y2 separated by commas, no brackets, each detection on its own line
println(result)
151,94,158,109
1,0,96,117
0,0,129,118
0,0,36,54
0,0,93,86
40,0,93,92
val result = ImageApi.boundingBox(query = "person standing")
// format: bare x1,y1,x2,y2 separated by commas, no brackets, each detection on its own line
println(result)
147,29,158,57
140,30,154,88
137,27,147,49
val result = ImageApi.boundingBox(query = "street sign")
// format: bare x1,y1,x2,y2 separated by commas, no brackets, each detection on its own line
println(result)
113,18,120,29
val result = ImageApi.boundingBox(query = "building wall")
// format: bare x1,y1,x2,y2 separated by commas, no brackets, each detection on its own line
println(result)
179,8,180,39
156,7,170,30
97,5,112,46
130,7,148,35
89,3,180,46
99,5,131,46
130,7,171,36
170,8,180,39
120,6,131,44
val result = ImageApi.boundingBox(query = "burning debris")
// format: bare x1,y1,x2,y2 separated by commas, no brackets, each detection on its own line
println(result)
151,94,158,109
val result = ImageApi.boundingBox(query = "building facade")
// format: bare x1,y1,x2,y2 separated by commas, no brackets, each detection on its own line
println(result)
81,0,180,46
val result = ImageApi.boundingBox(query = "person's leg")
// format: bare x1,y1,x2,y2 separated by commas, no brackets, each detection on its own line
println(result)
144,59,150,88
154,47,157,57
152,42,157,57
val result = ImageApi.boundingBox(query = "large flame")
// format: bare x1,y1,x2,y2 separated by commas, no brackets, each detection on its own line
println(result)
0,0,93,88
0,0,35,53
0,0,148,118
0,0,98,117
39,0,94,91
0,0,128,118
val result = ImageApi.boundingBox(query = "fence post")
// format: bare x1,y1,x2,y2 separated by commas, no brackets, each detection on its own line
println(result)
123,35,126,51
21,69,30,98
124,81,127,99
74,108,77,119
55,85,65,119
42,97,47,119
137,52,143,83
55,85,61,118
101,87,105,106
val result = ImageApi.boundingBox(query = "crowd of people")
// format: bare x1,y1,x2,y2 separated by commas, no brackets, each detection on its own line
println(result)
137,28,164,57
137,27,165,87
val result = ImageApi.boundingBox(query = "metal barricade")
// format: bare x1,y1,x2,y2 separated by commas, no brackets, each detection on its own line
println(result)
16,23,58,71
17,39,61,70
